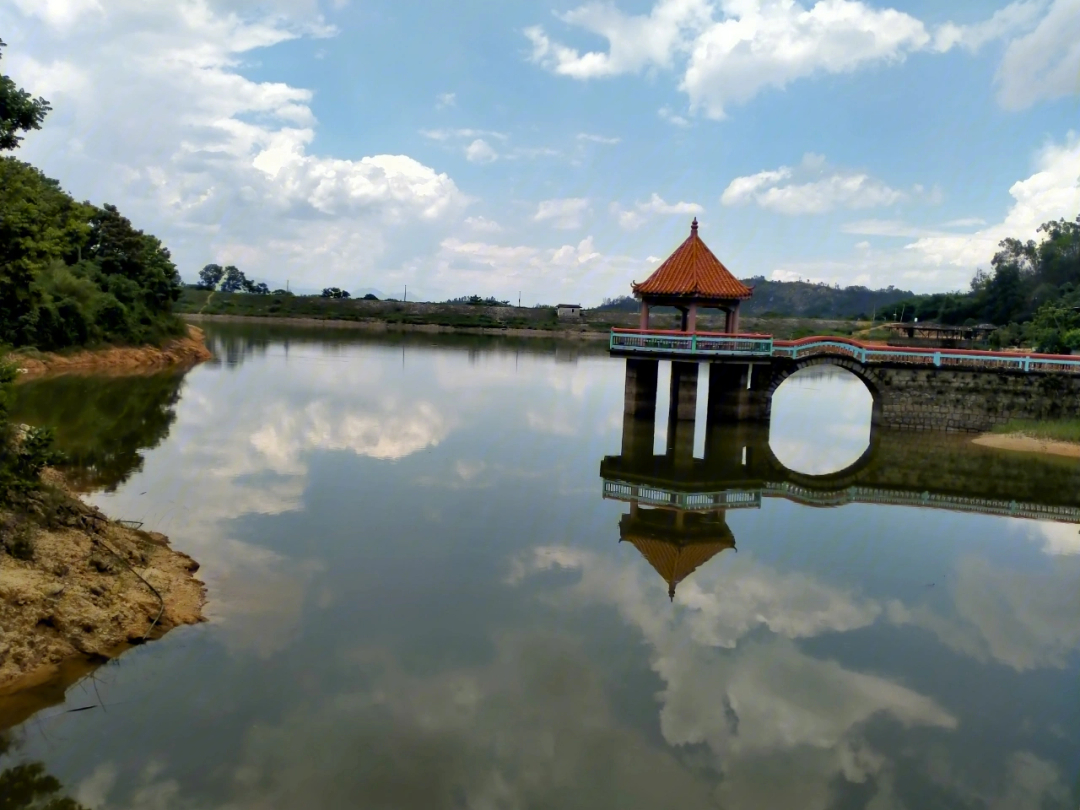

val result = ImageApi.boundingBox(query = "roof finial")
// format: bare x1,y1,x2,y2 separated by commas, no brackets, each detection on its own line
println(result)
691,217,698,234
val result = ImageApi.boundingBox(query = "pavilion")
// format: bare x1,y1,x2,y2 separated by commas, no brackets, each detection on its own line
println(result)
632,218,753,333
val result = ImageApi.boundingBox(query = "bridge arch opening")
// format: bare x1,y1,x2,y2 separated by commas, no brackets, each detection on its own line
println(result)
769,364,875,476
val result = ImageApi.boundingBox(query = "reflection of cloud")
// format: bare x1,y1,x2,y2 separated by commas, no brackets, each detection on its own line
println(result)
509,545,955,808
888,554,1080,671
769,368,872,475
251,399,449,464
87,633,722,810
1025,521,1080,556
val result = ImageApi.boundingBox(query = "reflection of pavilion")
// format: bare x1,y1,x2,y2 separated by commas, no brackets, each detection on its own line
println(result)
620,502,736,600
602,409,1080,599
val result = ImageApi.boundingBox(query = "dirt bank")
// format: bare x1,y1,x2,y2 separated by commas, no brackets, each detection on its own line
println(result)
971,433,1080,458
0,471,206,698
183,313,611,340
10,325,213,379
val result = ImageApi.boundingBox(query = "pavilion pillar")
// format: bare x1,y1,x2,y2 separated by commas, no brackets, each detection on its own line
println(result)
639,301,650,331
623,358,659,419
729,303,740,334
687,303,698,333
666,361,698,468
707,362,750,422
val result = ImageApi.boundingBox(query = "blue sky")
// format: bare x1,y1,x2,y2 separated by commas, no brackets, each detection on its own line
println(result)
4,0,1079,303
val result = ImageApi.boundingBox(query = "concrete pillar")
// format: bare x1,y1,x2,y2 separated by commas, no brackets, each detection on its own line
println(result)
639,301,650,331
729,303,740,334
666,361,698,469
623,358,659,418
707,362,750,422
620,414,656,463
707,362,771,423
687,303,697,333
669,361,699,421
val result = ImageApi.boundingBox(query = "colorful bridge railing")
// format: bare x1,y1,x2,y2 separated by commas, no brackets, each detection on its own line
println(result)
608,329,1080,374
602,478,1080,524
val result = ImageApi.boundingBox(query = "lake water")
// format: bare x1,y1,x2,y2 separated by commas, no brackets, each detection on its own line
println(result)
3,323,1079,809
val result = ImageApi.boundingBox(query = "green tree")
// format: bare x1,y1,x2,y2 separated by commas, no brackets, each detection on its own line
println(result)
197,263,224,290
0,39,51,151
322,287,350,299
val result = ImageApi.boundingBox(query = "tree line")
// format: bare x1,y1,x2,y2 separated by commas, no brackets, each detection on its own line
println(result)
893,216,1080,351
0,40,185,352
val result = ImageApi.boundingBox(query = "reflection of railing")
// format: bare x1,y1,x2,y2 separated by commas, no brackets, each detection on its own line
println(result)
602,477,1080,523
609,329,1080,374
603,479,762,511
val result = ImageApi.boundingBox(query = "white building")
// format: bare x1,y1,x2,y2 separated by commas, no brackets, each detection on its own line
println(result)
557,303,583,319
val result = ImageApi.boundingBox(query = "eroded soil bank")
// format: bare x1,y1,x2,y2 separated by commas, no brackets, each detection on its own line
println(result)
11,325,213,379
972,433,1080,458
0,471,206,701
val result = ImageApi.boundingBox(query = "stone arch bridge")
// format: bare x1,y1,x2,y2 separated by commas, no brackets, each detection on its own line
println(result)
613,331,1080,433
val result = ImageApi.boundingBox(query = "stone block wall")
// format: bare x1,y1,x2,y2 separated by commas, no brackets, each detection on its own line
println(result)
872,367,1080,432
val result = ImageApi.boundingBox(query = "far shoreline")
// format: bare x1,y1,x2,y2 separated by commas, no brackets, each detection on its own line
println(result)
181,312,612,340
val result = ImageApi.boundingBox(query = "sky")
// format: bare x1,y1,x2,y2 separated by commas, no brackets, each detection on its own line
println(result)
2,0,1079,304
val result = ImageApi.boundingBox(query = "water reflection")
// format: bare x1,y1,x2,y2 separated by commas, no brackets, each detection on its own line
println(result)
3,326,1078,810
769,365,873,475
10,372,187,492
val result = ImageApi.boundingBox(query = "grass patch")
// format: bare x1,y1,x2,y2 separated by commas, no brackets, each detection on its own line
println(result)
991,419,1080,443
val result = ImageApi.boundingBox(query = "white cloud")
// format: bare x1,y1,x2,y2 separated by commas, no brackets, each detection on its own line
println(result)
526,0,1065,118
722,155,905,215
611,192,704,230
931,0,1049,53
435,91,456,109
576,132,621,144
2,1,466,292
464,138,499,163
995,0,1080,110
534,197,591,229
420,127,507,141
464,215,502,233
523,0,712,79
658,105,690,126
681,0,931,119
906,132,1080,271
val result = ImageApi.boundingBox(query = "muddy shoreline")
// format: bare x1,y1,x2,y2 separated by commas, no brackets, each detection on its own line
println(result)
0,471,207,713
10,325,213,379
971,433,1080,458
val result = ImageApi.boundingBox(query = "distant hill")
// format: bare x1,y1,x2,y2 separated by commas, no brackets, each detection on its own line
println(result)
596,277,914,319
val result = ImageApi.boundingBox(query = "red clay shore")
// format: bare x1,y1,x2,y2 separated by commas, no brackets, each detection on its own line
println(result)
10,324,213,379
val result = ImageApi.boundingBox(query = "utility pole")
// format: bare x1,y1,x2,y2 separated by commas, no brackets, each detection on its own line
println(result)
404,284,407,302
286,279,289,293
518,291,521,308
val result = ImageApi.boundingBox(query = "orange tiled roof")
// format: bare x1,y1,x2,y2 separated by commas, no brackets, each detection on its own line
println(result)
632,218,752,300
624,536,734,600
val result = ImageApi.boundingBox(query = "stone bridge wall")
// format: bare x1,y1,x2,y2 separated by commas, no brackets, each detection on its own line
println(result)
764,358,1080,432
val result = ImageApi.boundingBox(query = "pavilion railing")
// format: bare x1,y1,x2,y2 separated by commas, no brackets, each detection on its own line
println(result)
609,329,774,357
609,329,1080,373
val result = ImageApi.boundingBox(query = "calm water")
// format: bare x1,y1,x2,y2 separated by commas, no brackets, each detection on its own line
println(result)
3,323,1079,809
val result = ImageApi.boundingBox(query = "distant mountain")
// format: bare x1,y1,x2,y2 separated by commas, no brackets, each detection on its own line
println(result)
596,277,914,319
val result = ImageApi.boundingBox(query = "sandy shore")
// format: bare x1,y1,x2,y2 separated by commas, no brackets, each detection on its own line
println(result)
971,433,1080,458
0,471,206,703
10,325,213,379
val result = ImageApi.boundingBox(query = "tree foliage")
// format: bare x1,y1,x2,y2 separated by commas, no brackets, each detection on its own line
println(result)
196,263,270,295
321,287,350,299
891,215,1080,349
0,360,60,505
0,39,51,151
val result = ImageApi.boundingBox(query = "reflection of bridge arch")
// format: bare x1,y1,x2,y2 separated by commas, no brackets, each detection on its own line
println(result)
758,427,882,491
